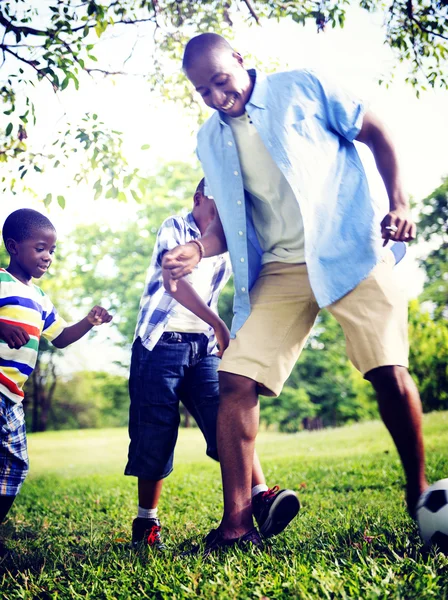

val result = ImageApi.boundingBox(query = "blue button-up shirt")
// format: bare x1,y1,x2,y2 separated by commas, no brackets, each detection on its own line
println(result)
198,69,385,337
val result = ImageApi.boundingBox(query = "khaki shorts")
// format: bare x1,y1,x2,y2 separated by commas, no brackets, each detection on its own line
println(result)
219,251,409,396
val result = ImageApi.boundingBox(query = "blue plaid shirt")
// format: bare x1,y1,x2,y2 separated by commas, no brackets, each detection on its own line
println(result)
198,69,388,338
134,212,232,354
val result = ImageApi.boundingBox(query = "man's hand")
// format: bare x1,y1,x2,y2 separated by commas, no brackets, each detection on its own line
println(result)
86,306,113,326
381,208,417,246
162,243,202,292
214,318,230,358
0,321,30,349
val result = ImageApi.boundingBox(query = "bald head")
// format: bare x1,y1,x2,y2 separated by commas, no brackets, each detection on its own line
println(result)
182,33,234,72
182,33,253,118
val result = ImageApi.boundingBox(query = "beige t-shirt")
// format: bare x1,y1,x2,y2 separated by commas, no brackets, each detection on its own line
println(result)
226,112,305,264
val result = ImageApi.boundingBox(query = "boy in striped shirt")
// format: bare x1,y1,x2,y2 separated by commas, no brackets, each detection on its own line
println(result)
0,208,112,530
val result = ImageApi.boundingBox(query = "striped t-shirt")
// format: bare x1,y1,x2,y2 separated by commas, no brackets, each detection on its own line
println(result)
0,268,67,404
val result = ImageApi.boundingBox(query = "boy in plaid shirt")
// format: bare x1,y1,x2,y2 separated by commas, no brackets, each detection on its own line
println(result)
125,180,300,550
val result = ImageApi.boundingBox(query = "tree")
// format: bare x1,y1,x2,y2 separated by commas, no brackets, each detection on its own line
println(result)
2,1,447,204
408,299,448,412
417,176,448,317
284,310,377,427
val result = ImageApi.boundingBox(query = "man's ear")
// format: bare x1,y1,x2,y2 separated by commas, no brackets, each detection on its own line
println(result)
233,51,244,66
193,191,202,207
5,239,18,256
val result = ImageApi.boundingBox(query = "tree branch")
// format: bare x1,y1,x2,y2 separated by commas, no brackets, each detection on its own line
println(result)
241,0,260,24
406,0,448,41
0,11,51,38
1,45,54,86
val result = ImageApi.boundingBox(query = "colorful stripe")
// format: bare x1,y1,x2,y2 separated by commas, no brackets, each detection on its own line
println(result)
0,270,67,403
0,296,43,312
0,372,24,399
0,318,41,339
0,359,34,377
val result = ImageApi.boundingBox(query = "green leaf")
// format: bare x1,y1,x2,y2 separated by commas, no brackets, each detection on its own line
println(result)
57,195,66,209
141,144,150,150
43,193,52,207
61,77,70,90
5,123,13,136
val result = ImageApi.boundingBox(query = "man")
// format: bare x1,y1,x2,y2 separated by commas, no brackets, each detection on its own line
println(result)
126,179,299,551
163,33,428,554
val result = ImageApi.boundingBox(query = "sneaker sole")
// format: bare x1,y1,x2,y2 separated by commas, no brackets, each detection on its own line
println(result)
259,490,300,538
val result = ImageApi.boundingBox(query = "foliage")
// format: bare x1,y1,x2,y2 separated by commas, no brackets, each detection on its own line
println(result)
284,311,378,427
43,370,129,430
1,1,447,204
1,415,447,597
408,299,448,413
417,176,448,316
260,387,316,433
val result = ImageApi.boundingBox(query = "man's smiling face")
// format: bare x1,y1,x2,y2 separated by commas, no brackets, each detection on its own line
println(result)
185,49,253,118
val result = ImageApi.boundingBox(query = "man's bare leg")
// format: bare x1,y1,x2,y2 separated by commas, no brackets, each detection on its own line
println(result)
217,372,260,539
366,365,428,516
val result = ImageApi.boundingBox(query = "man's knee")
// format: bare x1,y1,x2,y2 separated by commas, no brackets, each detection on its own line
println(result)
366,365,416,397
219,372,258,406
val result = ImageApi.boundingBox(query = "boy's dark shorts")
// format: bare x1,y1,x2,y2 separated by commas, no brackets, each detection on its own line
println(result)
125,334,220,481
0,392,29,496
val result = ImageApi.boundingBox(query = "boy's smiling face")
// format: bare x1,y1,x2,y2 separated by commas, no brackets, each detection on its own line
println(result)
185,49,253,118
7,227,57,284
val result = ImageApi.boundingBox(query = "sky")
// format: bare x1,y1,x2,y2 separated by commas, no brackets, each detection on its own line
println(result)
2,4,448,372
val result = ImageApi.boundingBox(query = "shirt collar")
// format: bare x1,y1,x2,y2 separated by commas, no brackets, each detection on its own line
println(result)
218,69,267,125
246,69,267,109
185,211,200,235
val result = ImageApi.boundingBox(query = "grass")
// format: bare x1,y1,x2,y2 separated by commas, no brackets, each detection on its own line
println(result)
1,412,447,599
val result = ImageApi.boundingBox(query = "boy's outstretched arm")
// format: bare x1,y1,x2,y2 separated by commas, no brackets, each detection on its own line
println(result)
52,306,112,349
162,267,230,357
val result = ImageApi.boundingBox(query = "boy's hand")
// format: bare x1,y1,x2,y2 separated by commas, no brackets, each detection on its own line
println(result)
0,321,30,349
214,318,230,358
162,243,202,292
86,306,113,326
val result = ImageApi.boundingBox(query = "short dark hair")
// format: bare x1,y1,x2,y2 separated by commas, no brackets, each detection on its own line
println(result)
182,33,234,71
2,209,56,246
196,178,205,196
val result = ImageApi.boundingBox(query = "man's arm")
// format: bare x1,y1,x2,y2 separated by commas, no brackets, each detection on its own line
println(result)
162,212,227,291
162,267,230,356
52,306,112,349
356,110,416,245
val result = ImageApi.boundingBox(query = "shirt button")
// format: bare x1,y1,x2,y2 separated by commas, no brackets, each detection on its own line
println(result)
240,257,245,263
228,141,233,146
241,287,246,292
233,171,239,176
237,200,242,205
238,231,244,236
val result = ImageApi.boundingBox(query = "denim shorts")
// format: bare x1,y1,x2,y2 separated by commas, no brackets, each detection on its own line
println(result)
0,392,29,496
125,334,220,480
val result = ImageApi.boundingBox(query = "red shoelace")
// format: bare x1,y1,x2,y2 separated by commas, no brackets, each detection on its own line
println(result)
146,525,161,546
261,485,279,500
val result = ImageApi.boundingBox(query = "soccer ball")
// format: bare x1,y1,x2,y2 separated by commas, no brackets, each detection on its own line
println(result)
416,478,448,554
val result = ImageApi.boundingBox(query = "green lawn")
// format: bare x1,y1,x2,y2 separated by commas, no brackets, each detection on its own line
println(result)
1,413,447,599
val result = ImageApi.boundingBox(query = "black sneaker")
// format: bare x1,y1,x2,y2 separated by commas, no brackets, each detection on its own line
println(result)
132,517,165,550
252,486,300,537
181,527,263,558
